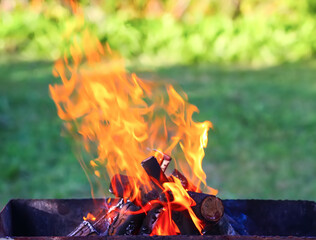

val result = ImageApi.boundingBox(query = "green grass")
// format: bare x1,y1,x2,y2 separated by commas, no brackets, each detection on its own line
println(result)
0,60,90,208
1,60,316,209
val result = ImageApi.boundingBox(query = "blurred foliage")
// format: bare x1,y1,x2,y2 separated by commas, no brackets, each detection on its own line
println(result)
0,0,316,65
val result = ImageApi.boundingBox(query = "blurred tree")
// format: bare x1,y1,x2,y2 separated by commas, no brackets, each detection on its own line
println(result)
307,0,316,14
1,0,315,65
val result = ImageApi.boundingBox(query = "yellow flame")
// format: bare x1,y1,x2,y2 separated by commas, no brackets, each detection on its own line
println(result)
83,213,96,221
49,2,217,234
163,178,204,233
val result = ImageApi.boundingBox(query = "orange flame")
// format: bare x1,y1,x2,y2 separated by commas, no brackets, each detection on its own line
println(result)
163,178,204,232
151,208,180,235
83,213,96,221
49,2,216,235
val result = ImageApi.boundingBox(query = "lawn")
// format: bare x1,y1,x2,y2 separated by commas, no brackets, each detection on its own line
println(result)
1,60,316,209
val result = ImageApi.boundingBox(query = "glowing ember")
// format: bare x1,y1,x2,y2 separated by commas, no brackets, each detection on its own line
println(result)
50,1,217,235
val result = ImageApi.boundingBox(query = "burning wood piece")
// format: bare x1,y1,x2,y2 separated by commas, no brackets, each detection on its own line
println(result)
109,174,159,206
139,203,163,235
68,220,98,237
108,153,170,203
68,198,124,237
141,156,169,186
171,210,200,235
141,155,171,203
188,191,224,223
200,195,224,222
159,190,174,202
187,191,236,235
70,155,226,237
160,154,171,172
143,189,160,202
109,174,135,198
141,156,175,204
141,156,199,234
153,150,172,172
171,169,200,192
108,201,145,235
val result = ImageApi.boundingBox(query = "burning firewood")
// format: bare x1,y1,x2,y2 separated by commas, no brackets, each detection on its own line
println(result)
108,201,145,235
68,155,233,236
154,150,172,173
50,7,217,235
171,210,200,235
188,191,224,223
141,156,201,235
141,156,169,187
68,198,124,237
187,191,238,235
109,174,139,198
109,174,132,197
140,155,226,235
171,169,201,192
139,203,163,235
109,173,161,206
68,220,98,237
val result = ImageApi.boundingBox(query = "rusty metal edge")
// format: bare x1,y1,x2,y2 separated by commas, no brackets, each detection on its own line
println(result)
2,235,316,240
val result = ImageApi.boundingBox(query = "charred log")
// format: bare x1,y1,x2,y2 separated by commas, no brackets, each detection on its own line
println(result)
108,201,145,235
188,191,224,223
172,210,200,235
187,192,237,235
158,152,172,172
109,174,134,198
109,174,156,207
70,156,228,237
201,195,224,222
171,169,200,192
68,198,124,237
110,156,170,198
139,203,163,235
141,156,169,186
68,220,98,237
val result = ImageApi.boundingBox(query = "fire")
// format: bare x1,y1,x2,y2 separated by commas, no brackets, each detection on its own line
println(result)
49,1,217,235
151,208,180,235
83,213,96,222
163,178,204,233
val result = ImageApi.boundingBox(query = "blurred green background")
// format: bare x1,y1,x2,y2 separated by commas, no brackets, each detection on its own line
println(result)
1,0,316,209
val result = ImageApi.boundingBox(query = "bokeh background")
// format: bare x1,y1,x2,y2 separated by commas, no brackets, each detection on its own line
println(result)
1,0,316,209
